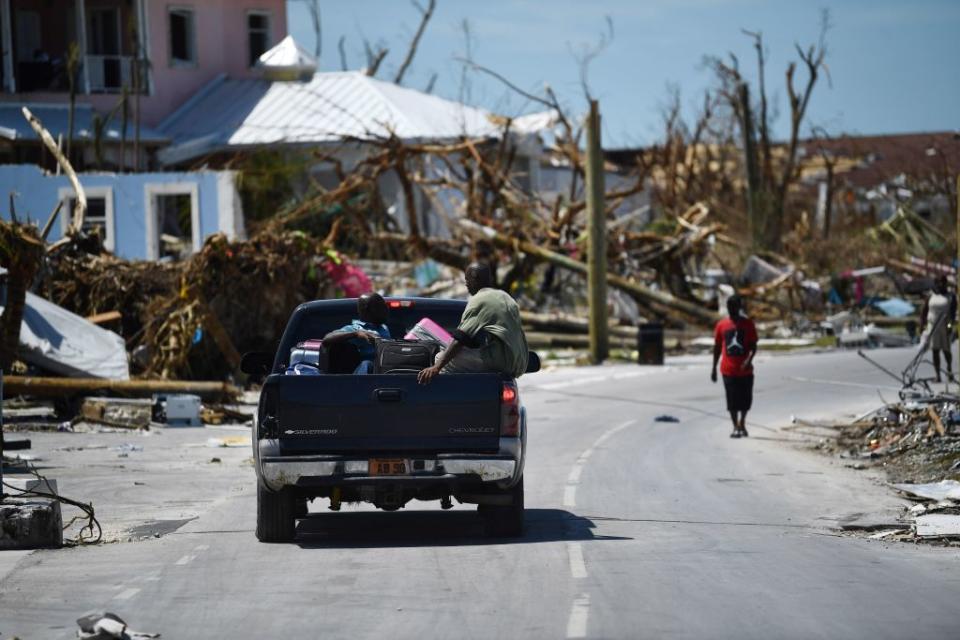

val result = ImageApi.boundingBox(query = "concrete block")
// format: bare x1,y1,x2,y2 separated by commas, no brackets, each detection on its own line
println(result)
0,497,63,549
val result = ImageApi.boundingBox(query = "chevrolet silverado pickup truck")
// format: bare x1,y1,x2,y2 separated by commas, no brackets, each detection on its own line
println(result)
241,297,539,543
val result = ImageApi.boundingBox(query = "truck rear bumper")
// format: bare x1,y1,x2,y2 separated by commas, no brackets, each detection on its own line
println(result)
259,455,516,491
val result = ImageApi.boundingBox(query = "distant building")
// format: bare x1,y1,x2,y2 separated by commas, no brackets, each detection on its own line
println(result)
0,164,244,260
797,131,959,226
156,43,541,237
0,0,286,169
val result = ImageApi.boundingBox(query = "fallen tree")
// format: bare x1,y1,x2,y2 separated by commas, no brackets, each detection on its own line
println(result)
2,375,238,400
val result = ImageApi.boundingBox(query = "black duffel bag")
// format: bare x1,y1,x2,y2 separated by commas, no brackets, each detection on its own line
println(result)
373,340,440,374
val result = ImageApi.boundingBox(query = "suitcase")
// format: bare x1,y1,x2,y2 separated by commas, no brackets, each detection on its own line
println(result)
289,339,327,370
373,340,439,374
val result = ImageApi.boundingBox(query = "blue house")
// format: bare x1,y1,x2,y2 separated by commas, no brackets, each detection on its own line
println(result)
0,165,244,260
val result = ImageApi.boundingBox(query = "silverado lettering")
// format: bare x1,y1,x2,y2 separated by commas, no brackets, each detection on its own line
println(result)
283,429,338,435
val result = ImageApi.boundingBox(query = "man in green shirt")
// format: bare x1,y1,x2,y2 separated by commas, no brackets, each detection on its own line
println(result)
418,263,528,384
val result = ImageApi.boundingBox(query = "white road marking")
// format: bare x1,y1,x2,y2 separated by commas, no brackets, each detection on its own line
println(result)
533,367,674,392
194,544,209,551
113,587,140,601
563,419,636,508
566,594,591,638
175,554,196,566
539,374,609,391
567,542,587,579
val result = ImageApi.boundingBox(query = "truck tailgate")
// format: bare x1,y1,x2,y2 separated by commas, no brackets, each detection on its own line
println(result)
268,374,503,454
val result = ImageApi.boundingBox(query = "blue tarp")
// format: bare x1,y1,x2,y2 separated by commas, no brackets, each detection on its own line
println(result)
872,298,915,318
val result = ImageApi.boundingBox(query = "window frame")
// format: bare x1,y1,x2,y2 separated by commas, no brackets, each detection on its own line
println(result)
58,186,115,252
144,182,201,260
246,9,272,68
167,6,197,68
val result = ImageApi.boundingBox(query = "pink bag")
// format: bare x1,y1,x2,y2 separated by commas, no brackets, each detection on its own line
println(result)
404,318,452,347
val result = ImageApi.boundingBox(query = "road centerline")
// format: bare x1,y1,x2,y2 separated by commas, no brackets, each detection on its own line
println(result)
568,542,588,579
566,593,591,638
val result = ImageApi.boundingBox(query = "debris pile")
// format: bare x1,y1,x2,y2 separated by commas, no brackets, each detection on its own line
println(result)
795,346,960,543
38,232,346,380
823,398,960,480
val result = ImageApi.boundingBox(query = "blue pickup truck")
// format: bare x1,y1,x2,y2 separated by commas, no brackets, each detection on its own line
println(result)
241,297,539,543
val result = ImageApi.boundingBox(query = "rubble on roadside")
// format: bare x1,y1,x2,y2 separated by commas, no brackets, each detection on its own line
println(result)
792,345,960,544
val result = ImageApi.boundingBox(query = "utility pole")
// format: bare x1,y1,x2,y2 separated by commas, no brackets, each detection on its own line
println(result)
585,99,608,364
956,174,959,345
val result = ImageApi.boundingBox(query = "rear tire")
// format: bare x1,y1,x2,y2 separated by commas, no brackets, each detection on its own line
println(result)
256,483,295,543
482,476,524,538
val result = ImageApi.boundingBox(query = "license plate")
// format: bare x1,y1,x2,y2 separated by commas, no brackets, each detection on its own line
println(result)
369,458,407,476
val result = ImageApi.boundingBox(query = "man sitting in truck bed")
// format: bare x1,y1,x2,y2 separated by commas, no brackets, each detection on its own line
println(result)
323,293,391,374
418,263,528,384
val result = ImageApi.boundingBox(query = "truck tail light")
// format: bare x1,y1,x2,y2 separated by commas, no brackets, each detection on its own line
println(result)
500,381,520,437
259,387,279,439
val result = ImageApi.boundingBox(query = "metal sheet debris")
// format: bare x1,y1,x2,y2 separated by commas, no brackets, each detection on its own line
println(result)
892,480,960,502
914,514,960,538
2,292,129,379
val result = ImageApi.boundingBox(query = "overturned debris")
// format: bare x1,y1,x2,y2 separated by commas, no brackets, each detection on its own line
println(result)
76,611,160,640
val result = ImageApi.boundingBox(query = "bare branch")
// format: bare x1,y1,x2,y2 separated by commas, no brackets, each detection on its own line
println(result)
394,0,436,85
300,0,322,58
363,40,389,76
424,72,438,94
338,36,348,71
569,15,614,102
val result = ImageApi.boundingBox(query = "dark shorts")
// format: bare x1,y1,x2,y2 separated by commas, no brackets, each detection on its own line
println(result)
722,375,754,413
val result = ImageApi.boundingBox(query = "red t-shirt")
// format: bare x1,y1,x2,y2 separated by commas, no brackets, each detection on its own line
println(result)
714,316,758,377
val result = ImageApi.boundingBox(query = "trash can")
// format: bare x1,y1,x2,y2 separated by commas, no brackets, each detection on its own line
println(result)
637,322,664,365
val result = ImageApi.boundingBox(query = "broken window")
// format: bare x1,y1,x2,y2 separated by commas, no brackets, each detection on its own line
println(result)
155,193,194,260
63,195,112,248
247,12,271,67
169,8,196,66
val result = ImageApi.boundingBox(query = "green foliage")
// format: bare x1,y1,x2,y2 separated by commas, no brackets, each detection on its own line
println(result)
235,150,313,222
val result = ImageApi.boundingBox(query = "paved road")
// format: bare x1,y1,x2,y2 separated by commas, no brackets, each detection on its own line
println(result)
2,347,960,639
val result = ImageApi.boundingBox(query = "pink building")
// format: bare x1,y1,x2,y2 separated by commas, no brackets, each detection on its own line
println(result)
0,0,287,127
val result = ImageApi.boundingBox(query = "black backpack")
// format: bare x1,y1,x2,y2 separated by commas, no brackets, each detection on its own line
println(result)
373,340,440,374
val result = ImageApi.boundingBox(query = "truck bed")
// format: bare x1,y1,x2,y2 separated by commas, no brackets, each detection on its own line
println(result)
264,372,504,455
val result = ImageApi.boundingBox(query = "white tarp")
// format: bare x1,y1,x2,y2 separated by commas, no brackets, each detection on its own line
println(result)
892,480,960,502
1,292,129,380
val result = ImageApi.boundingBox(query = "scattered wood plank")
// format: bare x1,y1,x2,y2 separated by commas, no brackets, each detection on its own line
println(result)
85,310,122,325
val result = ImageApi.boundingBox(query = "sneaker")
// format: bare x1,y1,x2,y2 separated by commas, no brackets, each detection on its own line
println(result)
730,431,741,438
740,427,749,437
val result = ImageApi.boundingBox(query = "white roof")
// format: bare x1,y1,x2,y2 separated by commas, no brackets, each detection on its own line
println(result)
158,71,500,165
257,35,317,73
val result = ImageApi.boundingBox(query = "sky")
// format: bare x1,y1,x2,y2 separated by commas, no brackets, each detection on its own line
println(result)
286,0,959,148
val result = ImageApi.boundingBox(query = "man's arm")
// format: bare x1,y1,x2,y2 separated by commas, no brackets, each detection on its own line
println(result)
322,328,377,345
742,322,758,372
417,340,463,384
711,339,721,383
919,297,929,335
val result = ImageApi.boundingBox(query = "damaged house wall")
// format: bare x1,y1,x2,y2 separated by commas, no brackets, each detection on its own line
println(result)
0,165,245,260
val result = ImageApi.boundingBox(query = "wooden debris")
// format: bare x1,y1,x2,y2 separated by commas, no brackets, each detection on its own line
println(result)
85,310,122,325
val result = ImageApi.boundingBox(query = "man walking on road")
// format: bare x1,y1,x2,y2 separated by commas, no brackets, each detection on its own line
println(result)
711,295,758,438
